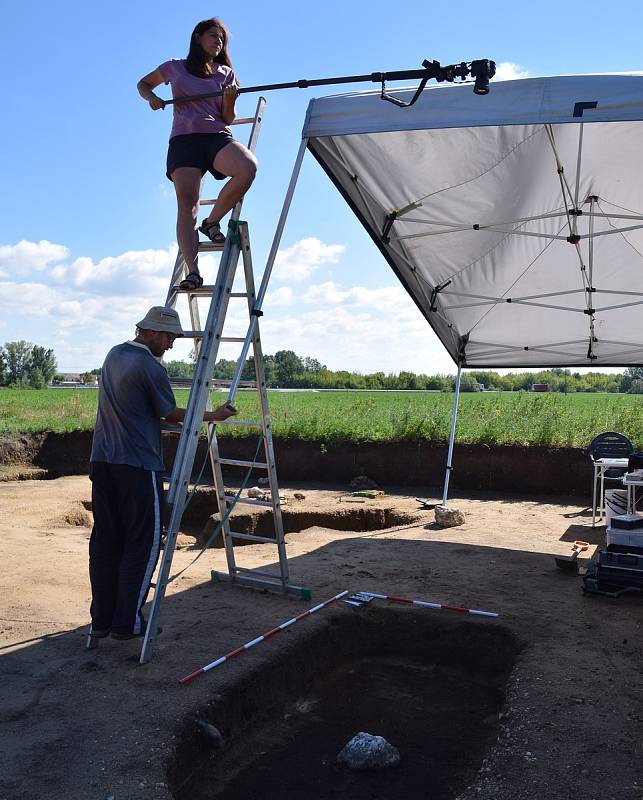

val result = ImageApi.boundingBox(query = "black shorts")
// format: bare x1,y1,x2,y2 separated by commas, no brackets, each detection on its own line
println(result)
166,132,233,181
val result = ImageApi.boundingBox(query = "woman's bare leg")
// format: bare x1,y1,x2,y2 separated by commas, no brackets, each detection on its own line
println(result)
205,142,258,226
171,167,202,274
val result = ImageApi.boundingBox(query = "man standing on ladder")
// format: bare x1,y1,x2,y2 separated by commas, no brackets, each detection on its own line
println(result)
87,306,236,642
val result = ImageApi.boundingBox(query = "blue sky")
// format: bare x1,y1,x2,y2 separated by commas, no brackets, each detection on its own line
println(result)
1,0,641,372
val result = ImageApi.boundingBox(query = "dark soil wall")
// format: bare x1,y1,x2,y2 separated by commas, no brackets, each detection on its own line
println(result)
0,431,590,497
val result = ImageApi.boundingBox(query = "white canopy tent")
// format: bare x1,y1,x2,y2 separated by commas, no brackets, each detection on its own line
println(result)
256,74,643,502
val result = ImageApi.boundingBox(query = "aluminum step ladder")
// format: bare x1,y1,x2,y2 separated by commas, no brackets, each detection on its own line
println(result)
140,99,306,664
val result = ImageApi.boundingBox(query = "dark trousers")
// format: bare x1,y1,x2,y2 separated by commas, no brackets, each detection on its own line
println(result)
89,462,163,635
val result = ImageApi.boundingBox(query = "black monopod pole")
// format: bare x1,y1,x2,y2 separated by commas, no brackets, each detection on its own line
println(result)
163,58,496,108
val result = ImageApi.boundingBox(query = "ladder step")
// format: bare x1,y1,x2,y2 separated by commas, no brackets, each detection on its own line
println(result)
213,379,257,388
167,378,256,389
219,458,268,469
174,285,215,296
227,496,273,508
229,531,276,544
197,242,225,252
231,116,260,126
212,571,309,597
219,420,263,428
173,285,247,297
233,566,284,580
184,331,255,341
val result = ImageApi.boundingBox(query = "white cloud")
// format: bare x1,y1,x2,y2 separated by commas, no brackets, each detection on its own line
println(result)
51,246,176,296
0,240,69,277
493,62,531,81
273,238,345,282
0,237,456,373
265,286,294,307
0,281,62,318
261,303,452,374
303,281,410,312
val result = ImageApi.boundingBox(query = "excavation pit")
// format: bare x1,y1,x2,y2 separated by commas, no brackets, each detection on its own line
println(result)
169,607,520,799
197,505,421,546
71,496,420,544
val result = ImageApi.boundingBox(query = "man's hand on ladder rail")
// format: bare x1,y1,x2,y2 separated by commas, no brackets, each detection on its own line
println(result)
163,403,237,425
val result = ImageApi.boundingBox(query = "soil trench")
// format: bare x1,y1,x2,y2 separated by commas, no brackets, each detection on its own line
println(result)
1,430,592,496
170,609,519,800
0,475,641,800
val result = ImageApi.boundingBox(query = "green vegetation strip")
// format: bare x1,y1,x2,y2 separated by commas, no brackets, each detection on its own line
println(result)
2,388,642,448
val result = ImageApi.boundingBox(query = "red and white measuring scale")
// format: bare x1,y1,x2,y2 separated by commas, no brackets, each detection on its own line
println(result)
179,590,348,685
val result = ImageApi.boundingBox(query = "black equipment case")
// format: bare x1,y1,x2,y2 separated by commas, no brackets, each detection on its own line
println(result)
583,549,643,596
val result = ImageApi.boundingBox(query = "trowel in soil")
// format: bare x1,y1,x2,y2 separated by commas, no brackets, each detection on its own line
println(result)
555,540,589,574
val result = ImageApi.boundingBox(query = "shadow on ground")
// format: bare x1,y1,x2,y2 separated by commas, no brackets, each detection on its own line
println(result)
1,531,641,800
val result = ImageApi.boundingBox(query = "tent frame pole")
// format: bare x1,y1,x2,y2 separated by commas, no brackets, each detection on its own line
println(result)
441,364,462,506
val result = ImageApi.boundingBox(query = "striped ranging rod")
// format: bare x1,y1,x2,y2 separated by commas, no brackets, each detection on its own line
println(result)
361,591,498,617
179,590,348,685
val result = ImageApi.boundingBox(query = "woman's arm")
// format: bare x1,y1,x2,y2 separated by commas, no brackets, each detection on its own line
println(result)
221,85,238,124
137,68,166,110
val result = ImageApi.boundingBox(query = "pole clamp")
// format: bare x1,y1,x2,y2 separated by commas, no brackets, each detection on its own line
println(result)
429,280,452,311
382,210,398,243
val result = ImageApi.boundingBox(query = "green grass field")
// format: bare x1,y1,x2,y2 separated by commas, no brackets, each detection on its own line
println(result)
1,388,641,448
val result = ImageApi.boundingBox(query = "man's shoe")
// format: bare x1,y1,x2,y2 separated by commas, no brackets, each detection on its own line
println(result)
88,627,111,639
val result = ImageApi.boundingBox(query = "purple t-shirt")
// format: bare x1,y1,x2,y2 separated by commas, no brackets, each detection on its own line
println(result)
158,59,237,139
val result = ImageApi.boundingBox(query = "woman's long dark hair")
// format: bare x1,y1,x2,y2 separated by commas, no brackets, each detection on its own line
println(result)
185,18,232,77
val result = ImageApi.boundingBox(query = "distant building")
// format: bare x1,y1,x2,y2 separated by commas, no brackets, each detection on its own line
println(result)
532,383,549,392
53,373,99,386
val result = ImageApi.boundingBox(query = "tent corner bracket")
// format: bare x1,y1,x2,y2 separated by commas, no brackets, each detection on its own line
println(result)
429,279,452,311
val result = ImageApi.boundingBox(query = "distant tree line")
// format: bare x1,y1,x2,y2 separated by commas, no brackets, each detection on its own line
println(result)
0,341,57,388
2,340,641,393
164,352,643,394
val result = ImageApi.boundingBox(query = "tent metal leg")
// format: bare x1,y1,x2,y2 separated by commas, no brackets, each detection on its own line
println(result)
441,364,462,506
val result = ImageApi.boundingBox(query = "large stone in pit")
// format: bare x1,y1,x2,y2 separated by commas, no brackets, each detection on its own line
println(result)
337,731,400,770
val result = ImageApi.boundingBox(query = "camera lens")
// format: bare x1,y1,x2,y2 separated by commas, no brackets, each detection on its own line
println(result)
473,75,490,95
471,60,496,95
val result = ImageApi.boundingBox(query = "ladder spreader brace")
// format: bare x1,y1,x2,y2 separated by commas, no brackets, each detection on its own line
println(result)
140,98,308,664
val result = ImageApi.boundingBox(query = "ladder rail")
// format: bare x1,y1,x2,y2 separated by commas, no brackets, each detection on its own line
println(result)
140,98,307,664
164,96,265,308
142,102,267,664
238,224,289,587
141,230,243,663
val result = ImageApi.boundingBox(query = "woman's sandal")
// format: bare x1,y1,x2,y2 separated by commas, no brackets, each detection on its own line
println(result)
179,271,204,290
198,219,226,244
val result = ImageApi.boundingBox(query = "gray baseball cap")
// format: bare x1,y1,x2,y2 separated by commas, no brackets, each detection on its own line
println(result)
136,306,185,336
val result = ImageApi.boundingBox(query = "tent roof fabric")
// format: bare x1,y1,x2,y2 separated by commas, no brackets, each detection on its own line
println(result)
302,75,643,367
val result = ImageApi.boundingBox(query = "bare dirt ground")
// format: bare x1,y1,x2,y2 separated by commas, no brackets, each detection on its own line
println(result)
0,476,641,800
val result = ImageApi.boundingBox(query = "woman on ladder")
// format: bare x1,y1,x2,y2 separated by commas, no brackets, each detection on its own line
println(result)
137,18,258,290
